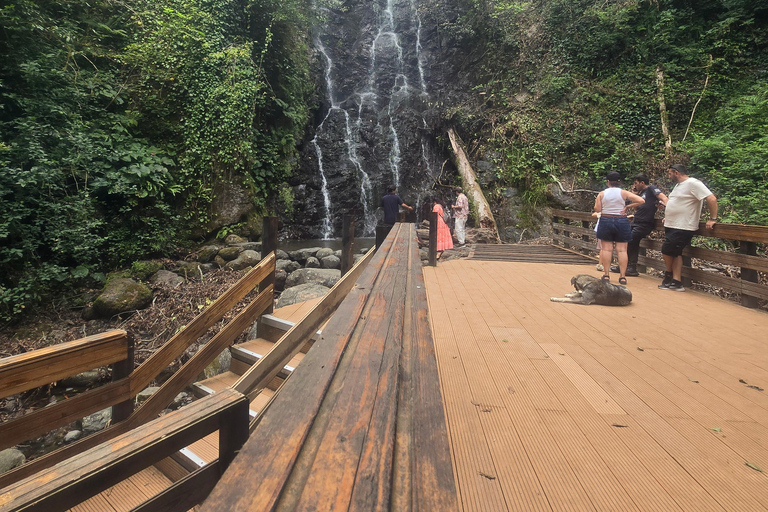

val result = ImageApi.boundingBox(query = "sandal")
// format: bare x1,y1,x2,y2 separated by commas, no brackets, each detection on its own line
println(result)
618,277,627,285
601,275,610,281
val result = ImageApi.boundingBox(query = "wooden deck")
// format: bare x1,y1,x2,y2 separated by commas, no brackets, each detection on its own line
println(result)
424,258,768,512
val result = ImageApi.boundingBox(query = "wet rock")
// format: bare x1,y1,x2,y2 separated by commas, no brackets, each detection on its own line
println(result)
277,283,330,308
213,255,227,268
60,370,102,389
233,242,262,252
305,256,321,268
64,430,82,443
93,278,152,318
275,269,288,291
316,248,335,259
136,386,160,404
224,250,261,271
276,249,290,260
224,234,247,245
82,408,112,433
285,268,341,289
0,449,25,473
150,270,185,289
321,255,341,269
276,259,301,274
217,246,242,261
197,245,221,263
289,247,322,264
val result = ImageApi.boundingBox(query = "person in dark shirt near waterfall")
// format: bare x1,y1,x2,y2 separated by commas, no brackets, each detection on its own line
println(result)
381,185,413,225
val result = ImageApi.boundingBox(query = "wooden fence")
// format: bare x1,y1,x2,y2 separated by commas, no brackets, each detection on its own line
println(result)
551,209,768,308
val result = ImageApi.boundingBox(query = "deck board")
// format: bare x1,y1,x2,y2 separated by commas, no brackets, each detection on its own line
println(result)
424,258,768,512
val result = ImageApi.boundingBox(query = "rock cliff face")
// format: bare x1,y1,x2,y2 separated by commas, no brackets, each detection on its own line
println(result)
287,0,462,238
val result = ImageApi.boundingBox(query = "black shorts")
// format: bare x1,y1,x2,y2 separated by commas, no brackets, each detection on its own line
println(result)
662,228,696,257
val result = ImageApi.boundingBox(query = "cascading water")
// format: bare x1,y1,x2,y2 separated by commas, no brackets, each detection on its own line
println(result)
299,0,448,237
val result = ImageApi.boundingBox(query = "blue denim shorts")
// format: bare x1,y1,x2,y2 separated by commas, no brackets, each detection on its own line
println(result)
596,216,632,243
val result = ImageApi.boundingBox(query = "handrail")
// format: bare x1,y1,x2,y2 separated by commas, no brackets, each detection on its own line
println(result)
551,210,768,306
0,252,277,488
0,330,128,400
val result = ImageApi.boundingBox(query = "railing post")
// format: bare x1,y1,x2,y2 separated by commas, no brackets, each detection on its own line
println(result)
739,241,759,308
682,254,693,289
261,217,278,316
581,219,591,256
551,215,559,246
563,217,572,250
341,215,355,276
111,333,135,423
428,212,438,266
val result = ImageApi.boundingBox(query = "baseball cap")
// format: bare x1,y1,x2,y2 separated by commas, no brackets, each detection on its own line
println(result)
605,171,621,181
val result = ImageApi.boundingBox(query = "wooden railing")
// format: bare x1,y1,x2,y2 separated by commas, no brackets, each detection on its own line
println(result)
551,209,768,308
0,250,276,488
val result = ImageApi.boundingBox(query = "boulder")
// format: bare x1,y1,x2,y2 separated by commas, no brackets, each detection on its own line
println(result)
0,448,25,473
305,256,321,268
130,261,163,281
207,177,254,234
59,371,102,389
321,255,341,269
276,259,301,274
288,247,322,264
150,270,185,289
64,430,82,443
275,269,287,291
315,248,335,259
233,242,262,252
197,245,221,263
276,283,330,308
82,408,112,433
175,261,207,278
285,268,341,289
213,255,227,268
170,392,192,410
276,249,290,260
93,278,152,318
224,234,247,245
136,386,160,404
224,250,261,271
217,246,242,261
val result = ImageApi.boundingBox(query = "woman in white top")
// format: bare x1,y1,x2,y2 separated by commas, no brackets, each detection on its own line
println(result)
594,171,645,284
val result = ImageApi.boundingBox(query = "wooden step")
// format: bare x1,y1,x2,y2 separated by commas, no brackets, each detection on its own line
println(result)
258,314,322,343
230,338,307,376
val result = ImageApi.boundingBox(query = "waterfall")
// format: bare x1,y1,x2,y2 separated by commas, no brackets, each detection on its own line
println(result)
304,0,446,235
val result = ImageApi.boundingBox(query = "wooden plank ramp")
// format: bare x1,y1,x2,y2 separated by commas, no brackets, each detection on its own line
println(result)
423,258,768,512
470,244,594,264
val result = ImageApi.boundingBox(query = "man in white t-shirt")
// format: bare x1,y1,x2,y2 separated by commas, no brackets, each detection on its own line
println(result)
659,164,718,291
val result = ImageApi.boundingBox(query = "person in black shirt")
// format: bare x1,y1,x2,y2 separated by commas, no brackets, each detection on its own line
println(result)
381,185,413,225
611,174,668,276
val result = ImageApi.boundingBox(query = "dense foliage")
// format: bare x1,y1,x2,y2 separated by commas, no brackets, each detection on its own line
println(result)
441,0,768,222
0,0,312,320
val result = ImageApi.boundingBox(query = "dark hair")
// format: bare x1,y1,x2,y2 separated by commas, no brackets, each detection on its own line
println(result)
387,184,396,192
669,164,688,175
633,174,649,184
605,171,622,182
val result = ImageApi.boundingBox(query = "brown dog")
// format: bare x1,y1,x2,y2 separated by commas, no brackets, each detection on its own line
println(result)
550,274,632,306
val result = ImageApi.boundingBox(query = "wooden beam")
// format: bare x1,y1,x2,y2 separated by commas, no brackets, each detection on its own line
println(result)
341,214,355,276
429,212,437,266
0,378,131,453
0,389,248,512
0,330,128,399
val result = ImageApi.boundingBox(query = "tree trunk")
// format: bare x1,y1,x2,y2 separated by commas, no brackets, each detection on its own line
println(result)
656,65,673,157
447,128,500,242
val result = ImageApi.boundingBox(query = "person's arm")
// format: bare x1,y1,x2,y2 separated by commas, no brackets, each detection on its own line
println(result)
593,192,604,213
704,194,718,229
621,190,645,214
656,191,668,207
401,201,413,211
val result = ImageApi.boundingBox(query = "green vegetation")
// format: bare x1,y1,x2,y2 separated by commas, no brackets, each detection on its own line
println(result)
0,0,313,320
443,0,768,224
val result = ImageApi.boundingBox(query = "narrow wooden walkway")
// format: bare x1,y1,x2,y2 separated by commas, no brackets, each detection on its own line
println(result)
424,258,768,512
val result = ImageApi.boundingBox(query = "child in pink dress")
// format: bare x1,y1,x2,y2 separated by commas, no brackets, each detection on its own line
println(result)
432,200,454,258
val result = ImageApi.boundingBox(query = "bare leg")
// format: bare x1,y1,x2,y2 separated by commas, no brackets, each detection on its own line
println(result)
615,242,629,277
662,253,675,273
599,242,613,278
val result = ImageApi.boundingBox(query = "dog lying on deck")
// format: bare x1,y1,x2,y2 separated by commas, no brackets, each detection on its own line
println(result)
550,274,632,306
